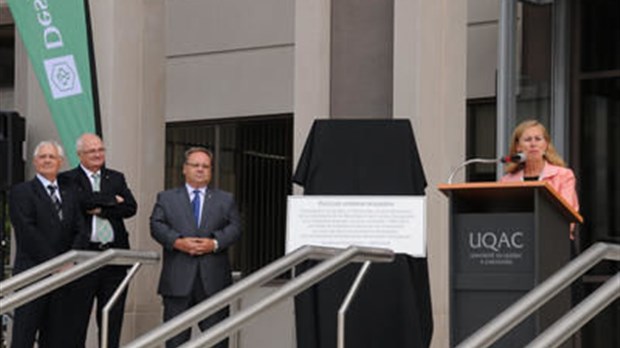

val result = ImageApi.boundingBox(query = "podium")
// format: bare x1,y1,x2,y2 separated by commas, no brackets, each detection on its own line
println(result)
439,181,582,347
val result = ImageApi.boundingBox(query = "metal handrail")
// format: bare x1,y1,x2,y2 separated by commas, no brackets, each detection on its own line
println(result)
180,246,394,348
0,249,160,314
526,272,620,348
0,250,99,295
338,261,372,348
125,245,394,348
102,263,143,348
457,242,620,348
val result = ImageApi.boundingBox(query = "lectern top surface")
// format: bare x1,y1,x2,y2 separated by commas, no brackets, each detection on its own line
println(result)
438,181,583,224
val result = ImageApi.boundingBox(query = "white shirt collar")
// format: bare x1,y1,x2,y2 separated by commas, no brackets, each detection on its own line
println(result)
36,174,57,189
80,164,101,179
185,183,207,197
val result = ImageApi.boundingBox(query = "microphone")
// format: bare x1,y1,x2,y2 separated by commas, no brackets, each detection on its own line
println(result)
447,153,526,184
500,152,526,164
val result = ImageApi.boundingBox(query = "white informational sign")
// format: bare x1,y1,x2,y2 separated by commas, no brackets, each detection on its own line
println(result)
286,196,427,257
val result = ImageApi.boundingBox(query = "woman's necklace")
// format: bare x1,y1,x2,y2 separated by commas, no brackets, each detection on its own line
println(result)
523,161,545,181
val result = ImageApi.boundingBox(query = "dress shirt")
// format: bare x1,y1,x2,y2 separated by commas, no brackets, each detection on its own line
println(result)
36,174,61,203
80,165,114,242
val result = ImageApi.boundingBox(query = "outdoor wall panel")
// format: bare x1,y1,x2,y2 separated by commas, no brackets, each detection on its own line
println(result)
166,0,294,56
468,0,500,24
467,25,498,99
166,46,294,121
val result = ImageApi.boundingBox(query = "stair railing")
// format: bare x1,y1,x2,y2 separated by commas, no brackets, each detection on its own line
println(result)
125,245,394,348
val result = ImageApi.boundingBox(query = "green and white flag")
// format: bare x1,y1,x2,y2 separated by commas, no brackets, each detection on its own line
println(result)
8,0,100,166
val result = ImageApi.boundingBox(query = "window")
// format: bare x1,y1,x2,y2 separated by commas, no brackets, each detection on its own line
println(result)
165,115,293,275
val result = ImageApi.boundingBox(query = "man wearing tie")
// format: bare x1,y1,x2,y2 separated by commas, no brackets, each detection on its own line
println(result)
150,147,241,348
9,141,87,347
59,133,137,347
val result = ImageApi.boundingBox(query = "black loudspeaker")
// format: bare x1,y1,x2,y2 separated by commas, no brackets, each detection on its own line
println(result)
1,111,24,282
0,111,25,190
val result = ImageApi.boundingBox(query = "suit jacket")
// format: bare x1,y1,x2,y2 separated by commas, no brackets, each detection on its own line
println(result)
59,166,137,248
9,178,88,274
501,161,580,212
150,187,242,297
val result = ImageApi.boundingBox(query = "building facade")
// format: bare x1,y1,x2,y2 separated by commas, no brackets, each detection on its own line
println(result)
1,0,617,347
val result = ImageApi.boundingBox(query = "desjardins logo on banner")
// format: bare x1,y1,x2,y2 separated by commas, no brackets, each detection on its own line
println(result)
44,55,83,99
34,0,83,99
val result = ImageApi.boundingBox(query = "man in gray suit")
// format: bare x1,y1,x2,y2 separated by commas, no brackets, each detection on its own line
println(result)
150,147,241,348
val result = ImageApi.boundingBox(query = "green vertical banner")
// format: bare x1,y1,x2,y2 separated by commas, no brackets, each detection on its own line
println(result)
8,0,100,166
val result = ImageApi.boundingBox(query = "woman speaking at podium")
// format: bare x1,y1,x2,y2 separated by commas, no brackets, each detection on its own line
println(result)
500,120,579,239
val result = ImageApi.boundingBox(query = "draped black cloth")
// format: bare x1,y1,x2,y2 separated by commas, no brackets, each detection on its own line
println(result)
293,119,433,348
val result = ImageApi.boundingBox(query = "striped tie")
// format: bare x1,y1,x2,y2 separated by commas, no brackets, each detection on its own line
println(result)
47,185,63,220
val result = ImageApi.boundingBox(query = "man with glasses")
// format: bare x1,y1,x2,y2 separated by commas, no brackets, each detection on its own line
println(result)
9,140,87,347
59,133,137,347
150,147,241,348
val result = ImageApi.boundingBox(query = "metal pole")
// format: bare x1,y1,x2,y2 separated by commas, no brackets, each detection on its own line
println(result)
496,0,517,179
101,262,141,348
526,272,620,348
551,0,569,157
337,261,371,348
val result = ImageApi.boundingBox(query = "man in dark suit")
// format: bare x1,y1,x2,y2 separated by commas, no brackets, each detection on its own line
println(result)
9,140,87,348
150,147,241,348
58,133,137,347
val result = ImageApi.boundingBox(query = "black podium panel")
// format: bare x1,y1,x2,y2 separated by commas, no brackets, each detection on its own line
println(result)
453,213,537,347
441,183,576,348
293,119,432,348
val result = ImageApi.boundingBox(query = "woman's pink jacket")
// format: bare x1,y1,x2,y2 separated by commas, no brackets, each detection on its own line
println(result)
500,162,579,212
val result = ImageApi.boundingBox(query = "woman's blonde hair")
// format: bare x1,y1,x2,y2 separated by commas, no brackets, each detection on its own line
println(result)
505,119,566,173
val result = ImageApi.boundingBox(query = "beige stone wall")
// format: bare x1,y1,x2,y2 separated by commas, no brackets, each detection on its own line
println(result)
89,0,166,342
165,0,294,122
394,1,467,346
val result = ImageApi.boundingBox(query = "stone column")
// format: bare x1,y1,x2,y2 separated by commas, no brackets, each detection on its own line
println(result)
89,0,165,342
394,0,467,346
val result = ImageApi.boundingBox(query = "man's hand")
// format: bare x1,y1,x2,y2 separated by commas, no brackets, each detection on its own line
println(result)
55,262,75,273
115,195,125,204
87,207,102,215
173,237,217,256
192,238,217,255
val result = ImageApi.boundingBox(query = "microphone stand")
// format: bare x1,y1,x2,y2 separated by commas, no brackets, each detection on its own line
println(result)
447,158,499,184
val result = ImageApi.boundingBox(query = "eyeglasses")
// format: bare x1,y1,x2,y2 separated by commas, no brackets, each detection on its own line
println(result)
185,162,211,169
36,154,60,160
82,148,106,155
